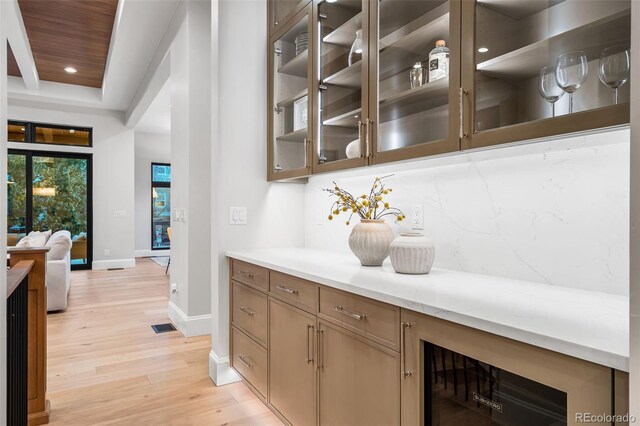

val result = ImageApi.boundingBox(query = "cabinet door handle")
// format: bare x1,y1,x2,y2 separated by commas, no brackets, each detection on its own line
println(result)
401,321,413,379
315,328,324,369
358,120,365,158
304,138,311,169
459,88,468,140
306,324,315,364
239,306,255,316
239,270,255,279
333,305,366,320
238,355,253,368
365,118,373,158
276,284,299,295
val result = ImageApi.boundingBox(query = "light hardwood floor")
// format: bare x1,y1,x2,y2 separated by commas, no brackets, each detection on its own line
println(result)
46,258,282,425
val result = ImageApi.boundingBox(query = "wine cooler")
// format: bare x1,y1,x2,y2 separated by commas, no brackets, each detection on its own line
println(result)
425,342,567,426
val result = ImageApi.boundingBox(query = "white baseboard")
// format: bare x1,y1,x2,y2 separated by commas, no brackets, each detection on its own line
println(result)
209,350,240,386
167,300,211,337
135,249,170,258
92,258,136,270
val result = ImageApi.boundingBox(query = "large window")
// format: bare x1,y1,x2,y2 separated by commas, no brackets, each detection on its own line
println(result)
8,120,92,147
7,150,92,270
152,163,171,250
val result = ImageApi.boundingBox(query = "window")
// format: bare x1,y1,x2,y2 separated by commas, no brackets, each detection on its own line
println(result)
152,163,171,250
8,120,92,147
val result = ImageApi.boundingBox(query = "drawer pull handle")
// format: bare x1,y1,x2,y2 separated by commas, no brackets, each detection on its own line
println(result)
306,324,314,364
239,270,255,279
401,321,413,379
276,284,299,295
239,306,255,316
316,328,324,369
238,355,253,368
333,305,366,320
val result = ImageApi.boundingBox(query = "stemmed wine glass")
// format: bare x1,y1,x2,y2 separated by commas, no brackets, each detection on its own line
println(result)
555,51,588,114
598,45,630,105
538,66,565,117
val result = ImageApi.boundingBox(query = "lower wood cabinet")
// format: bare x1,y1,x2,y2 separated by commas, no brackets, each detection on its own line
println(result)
229,258,629,426
317,320,400,426
269,298,317,425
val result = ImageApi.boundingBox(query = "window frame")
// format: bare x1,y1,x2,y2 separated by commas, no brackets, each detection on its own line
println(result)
8,120,93,147
151,162,171,251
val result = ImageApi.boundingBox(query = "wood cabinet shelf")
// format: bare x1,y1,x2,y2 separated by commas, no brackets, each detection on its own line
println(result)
477,10,630,81
323,11,362,47
323,108,361,127
276,128,307,143
323,60,361,88
276,89,308,109
278,49,308,77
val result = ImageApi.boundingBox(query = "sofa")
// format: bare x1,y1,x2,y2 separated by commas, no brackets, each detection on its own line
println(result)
13,230,72,311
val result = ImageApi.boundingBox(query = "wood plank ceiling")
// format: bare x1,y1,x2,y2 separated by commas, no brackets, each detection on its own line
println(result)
7,43,21,77
10,0,119,88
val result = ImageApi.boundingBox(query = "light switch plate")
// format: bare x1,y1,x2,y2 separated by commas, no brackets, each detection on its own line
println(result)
412,204,424,230
230,207,247,225
113,210,126,218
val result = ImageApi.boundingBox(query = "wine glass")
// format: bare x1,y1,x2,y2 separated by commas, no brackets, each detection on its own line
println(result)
555,51,588,114
538,66,565,117
598,45,630,105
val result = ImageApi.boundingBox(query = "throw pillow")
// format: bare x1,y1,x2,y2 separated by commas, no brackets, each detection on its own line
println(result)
16,230,50,248
46,231,73,261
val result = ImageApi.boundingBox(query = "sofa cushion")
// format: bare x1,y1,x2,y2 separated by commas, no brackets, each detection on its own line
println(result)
16,230,51,248
46,230,72,261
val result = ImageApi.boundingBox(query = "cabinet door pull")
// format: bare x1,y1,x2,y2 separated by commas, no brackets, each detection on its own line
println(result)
333,305,366,320
306,324,314,364
238,355,253,368
239,306,255,316
276,284,299,295
239,270,255,279
315,328,324,369
304,138,311,169
358,120,365,158
401,321,413,379
365,118,373,158
459,88,468,140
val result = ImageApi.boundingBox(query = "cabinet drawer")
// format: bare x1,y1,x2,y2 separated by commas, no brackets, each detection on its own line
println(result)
231,326,267,398
319,287,400,350
232,281,268,346
270,271,318,313
231,259,268,291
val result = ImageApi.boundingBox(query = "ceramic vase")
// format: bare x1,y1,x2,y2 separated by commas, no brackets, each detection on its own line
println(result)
348,219,395,266
390,232,435,274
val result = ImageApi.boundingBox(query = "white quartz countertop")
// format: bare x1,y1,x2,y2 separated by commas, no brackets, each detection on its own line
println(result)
226,248,629,371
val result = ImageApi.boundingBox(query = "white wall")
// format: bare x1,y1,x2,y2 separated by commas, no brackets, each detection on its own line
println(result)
134,130,170,256
7,100,136,269
209,0,306,385
1,2,8,418
305,128,630,296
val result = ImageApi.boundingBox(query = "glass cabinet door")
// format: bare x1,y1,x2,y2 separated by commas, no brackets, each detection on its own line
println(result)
270,0,309,36
314,0,369,172
370,0,461,163
269,6,313,180
463,0,631,149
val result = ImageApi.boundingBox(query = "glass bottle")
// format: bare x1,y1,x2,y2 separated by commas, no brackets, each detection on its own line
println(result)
428,40,449,82
349,29,363,66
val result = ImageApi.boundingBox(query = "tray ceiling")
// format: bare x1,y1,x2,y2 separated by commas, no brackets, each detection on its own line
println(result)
15,0,119,88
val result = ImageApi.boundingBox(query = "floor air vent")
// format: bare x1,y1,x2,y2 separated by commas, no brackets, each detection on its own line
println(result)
107,268,124,271
151,323,177,333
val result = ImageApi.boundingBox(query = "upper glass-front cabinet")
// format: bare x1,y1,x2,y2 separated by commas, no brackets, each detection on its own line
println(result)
462,0,631,149
268,5,313,180
370,0,461,163
270,0,311,37
314,0,369,173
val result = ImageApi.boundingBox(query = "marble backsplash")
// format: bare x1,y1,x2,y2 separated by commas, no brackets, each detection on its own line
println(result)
304,128,630,296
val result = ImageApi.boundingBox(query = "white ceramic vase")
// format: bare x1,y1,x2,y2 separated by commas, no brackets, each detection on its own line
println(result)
390,232,435,274
348,219,395,266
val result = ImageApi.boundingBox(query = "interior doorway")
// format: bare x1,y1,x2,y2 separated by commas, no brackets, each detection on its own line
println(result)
7,149,93,270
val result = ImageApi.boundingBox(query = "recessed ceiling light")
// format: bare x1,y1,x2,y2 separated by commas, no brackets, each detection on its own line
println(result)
69,129,75,134
477,47,489,53
21,127,25,131
64,67,77,74
326,0,337,3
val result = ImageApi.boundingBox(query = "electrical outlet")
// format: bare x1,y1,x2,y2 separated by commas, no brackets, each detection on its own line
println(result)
170,283,179,294
113,210,126,218
104,249,110,257
412,204,424,230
